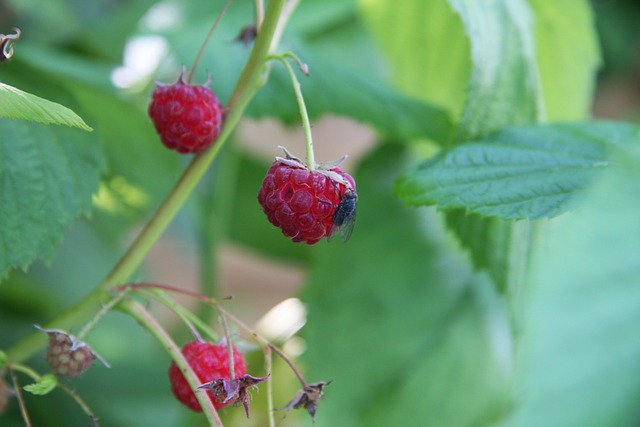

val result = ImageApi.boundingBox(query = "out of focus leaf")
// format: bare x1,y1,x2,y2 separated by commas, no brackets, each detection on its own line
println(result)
302,145,512,426
501,146,640,427
0,120,104,278
24,374,57,395
530,0,601,121
448,0,543,141
357,0,471,119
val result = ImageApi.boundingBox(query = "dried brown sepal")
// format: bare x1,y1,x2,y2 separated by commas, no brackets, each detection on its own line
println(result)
278,381,331,422
197,373,269,417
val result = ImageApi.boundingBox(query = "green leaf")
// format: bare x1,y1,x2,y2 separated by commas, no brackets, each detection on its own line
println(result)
255,47,452,143
357,0,471,119
24,374,57,395
445,211,536,295
448,0,544,141
0,350,7,368
0,120,104,279
0,82,93,131
396,122,638,220
501,146,640,427
303,145,511,426
163,1,452,143
531,0,601,121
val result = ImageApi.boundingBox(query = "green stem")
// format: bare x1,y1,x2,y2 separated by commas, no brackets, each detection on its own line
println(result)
7,363,40,381
57,382,99,427
269,0,300,53
264,346,276,427
211,301,308,387
271,53,315,169
254,0,264,29
6,0,287,365
119,282,309,387
9,368,33,427
120,299,224,427
141,288,219,342
76,289,127,341
219,313,235,379
188,0,235,84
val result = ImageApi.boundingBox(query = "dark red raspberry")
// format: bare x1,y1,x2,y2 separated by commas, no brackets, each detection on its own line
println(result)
168,341,247,412
257,152,356,245
148,73,223,153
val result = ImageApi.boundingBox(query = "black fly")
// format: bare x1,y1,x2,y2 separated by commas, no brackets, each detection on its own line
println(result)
329,188,358,242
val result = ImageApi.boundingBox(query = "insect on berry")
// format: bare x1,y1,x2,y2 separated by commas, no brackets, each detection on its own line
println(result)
257,148,358,245
329,188,358,242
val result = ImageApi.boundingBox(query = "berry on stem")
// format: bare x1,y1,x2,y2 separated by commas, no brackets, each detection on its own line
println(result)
257,147,357,245
168,341,247,412
36,326,109,378
148,71,224,154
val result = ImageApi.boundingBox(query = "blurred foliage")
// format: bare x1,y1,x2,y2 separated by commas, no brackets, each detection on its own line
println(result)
1,0,640,426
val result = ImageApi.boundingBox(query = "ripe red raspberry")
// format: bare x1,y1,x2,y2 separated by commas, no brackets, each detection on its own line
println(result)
257,151,357,245
148,72,223,153
168,341,247,412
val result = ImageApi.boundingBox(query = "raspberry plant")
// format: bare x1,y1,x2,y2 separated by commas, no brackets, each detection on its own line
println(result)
3,1,640,427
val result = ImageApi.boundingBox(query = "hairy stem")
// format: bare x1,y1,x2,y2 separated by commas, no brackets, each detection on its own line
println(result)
120,299,224,427
271,53,315,169
76,289,127,341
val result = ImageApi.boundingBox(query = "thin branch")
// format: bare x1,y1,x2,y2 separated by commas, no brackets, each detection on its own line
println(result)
264,346,276,427
124,282,309,387
188,0,235,83
219,313,236,379
57,382,99,427
9,368,32,427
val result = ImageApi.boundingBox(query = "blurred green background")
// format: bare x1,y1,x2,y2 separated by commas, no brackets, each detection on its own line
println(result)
2,0,640,426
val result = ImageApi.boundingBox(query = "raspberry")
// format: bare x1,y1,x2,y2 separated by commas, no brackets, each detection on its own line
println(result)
148,72,223,153
257,151,357,245
168,341,247,412
36,326,108,378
